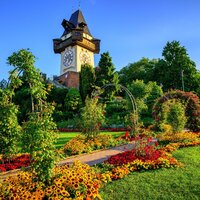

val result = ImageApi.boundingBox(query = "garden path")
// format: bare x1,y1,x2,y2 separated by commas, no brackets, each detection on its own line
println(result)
58,142,135,166
0,142,135,180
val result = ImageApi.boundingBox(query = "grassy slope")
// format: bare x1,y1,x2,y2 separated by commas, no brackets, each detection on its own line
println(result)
100,146,200,200
54,131,125,149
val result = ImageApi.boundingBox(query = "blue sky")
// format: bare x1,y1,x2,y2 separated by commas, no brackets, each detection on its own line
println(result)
1,0,200,80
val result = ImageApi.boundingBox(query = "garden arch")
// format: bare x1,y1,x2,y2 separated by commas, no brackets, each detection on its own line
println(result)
93,83,138,126
152,90,200,131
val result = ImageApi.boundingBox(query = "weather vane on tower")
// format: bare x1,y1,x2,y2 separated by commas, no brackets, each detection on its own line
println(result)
78,0,81,8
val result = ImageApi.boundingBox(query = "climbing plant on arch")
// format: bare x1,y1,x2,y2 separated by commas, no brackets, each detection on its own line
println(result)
152,90,200,131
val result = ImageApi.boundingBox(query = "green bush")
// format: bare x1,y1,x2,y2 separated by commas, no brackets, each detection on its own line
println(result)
105,99,128,127
163,100,187,133
0,89,21,160
152,90,200,131
64,88,82,116
81,97,105,139
128,80,163,116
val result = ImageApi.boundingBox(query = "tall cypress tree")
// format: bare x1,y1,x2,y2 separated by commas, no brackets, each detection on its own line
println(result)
95,52,119,100
79,64,96,102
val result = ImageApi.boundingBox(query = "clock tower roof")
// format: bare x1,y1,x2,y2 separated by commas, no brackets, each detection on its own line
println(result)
62,9,91,36
53,8,100,54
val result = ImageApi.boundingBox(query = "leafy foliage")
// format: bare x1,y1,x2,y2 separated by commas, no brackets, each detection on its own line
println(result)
7,49,57,183
64,88,82,117
63,134,124,155
157,131,199,143
153,41,200,93
95,52,119,100
125,113,140,136
81,97,105,139
0,89,21,160
152,90,200,131
127,80,163,115
79,63,96,102
163,100,187,133
47,86,68,122
13,81,32,123
119,57,158,86
105,99,129,127
118,42,200,96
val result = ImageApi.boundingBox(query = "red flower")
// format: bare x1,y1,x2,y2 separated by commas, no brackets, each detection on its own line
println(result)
125,131,129,138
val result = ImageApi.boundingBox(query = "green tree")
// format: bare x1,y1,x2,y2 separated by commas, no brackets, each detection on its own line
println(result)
65,88,82,117
79,63,95,102
7,49,57,184
95,52,119,100
47,85,68,122
192,72,200,97
163,100,187,133
119,57,158,86
0,89,21,161
81,97,105,139
13,75,32,123
128,80,163,116
153,41,199,92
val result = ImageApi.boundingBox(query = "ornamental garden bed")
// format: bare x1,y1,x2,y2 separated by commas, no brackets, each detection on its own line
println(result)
0,130,200,199
0,132,127,173
0,154,30,172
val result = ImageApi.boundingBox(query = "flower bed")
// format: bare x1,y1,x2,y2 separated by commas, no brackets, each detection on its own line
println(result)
97,143,182,182
105,148,161,166
63,134,126,156
0,161,102,200
0,154,30,172
1,138,200,199
98,137,200,182
157,131,199,143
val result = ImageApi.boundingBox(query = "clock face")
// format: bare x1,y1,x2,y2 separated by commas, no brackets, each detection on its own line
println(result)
63,50,74,67
79,51,91,64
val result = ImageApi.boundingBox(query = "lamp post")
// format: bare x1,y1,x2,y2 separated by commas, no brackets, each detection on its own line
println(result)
181,69,185,91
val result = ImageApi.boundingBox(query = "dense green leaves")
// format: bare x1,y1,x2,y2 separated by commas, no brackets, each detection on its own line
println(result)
80,63,95,101
118,41,200,96
119,58,158,86
95,52,119,100
47,86,68,122
153,41,199,93
127,80,163,115
163,100,187,133
65,88,82,115
152,90,200,131
81,97,105,139
0,89,21,160
7,49,57,183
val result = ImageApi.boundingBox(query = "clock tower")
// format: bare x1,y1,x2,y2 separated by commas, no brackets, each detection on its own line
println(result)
53,9,100,88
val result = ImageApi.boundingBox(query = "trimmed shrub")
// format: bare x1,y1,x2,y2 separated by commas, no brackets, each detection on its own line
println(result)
152,90,200,131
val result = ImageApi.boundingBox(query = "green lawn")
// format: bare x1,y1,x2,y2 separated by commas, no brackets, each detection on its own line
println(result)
100,146,200,200
54,131,125,149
